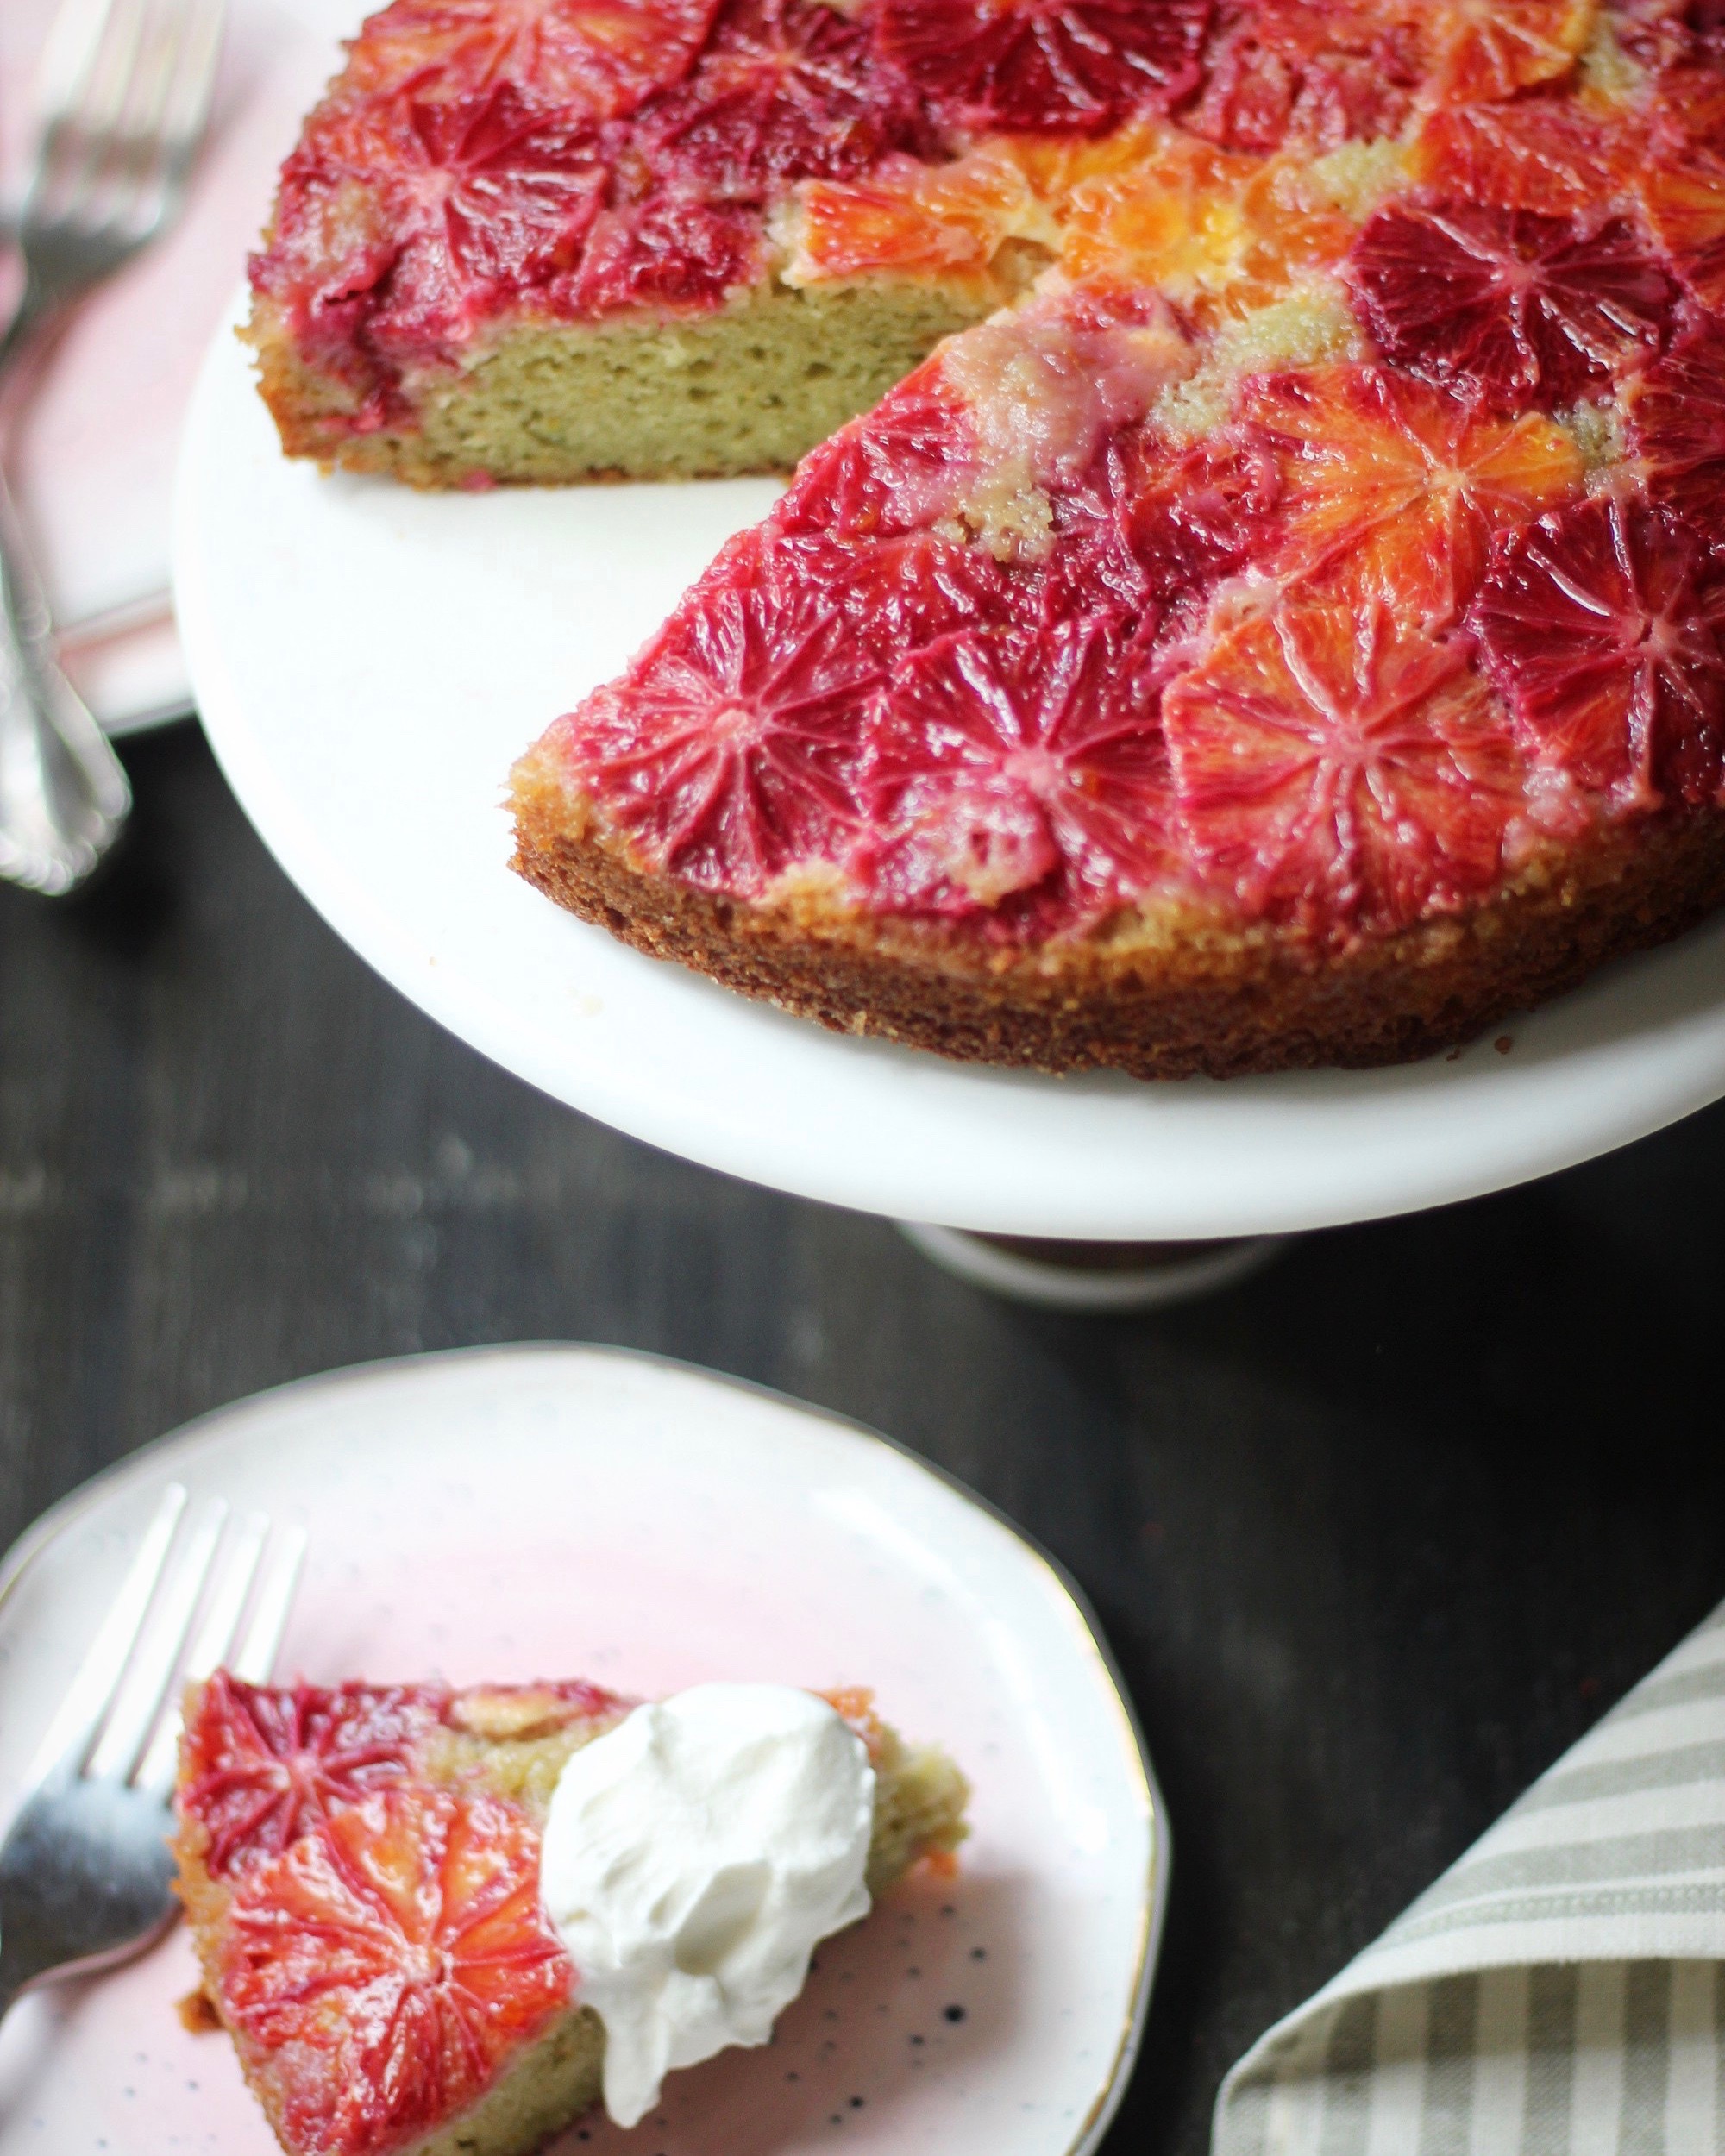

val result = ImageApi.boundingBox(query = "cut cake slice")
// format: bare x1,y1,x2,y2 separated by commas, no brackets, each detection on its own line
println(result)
172,1671,968,2156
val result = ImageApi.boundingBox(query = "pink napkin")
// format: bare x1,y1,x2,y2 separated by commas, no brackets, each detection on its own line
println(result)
0,0,350,730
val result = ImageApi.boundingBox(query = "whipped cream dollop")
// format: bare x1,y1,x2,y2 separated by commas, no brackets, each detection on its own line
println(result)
538,1683,876,2128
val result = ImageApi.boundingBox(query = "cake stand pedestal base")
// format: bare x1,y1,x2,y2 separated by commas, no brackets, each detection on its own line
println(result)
898,1224,1289,1311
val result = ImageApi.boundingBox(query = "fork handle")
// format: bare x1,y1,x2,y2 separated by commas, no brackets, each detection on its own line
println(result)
0,455,131,894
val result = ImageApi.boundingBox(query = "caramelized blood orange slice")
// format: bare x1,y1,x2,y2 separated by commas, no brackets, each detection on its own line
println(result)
1164,597,1526,935
1428,0,1595,106
856,614,1172,932
220,1789,573,2156
560,534,881,893
179,1674,447,1879
1626,319,1725,530
873,0,1210,136
562,185,764,315
1469,496,1725,809
1245,364,1583,621
261,85,612,366
1186,0,1425,154
637,0,930,198
782,142,1052,287
1348,200,1676,413
348,0,724,119
1641,147,1725,309
775,361,972,540
1413,98,1641,216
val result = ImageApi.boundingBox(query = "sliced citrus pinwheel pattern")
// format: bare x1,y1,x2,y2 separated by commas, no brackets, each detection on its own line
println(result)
1427,0,1596,107
345,0,726,118
219,1789,574,2156
1470,496,1725,811
1243,364,1584,622
1164,596,1528,936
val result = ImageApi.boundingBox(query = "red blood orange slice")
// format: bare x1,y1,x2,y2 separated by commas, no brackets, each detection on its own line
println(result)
855,614,1172,931
1412,97,1642,216
1348,199,1676,414
775,360,973,541
347,0,724,120
1186,0,1425,154
559,534,882,893
260,85,612,367
1164,597,1527,935
561,185,764,314
636,0,930,197
179,1674,447,1879
1641,147,1725,309
1468,495,1725,809
219,1789,573,2156
873,0,1211,136
1427,0,1595,106
1244,364,1584,621
1626,319,1725,531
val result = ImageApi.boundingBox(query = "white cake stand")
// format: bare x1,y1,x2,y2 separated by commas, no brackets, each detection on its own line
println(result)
173,317,1725,1283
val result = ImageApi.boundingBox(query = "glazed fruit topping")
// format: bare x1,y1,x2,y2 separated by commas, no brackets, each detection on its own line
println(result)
1413,98,1640,216
260,85,612,368
1185,0,1425,154
1164,596,1527,935
856,613,1172,931
637,0,932,197
219,1788,573,2156
1427,0,1596,106
873,0,1212,136
347,0,726,121
1348,200,1677,414
1245,363,1584,622
565,536,886,892
1469,495,1725,809
179,1675,448,1879
1627,320,1725,531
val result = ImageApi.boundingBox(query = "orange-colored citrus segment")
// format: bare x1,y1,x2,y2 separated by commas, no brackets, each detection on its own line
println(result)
781,143,1054,285
1243,364,1584,620
1642,152,1725,309
1164,597,1527,935
345,0,725,118
1412,97,1641,214
1427,0,1595,107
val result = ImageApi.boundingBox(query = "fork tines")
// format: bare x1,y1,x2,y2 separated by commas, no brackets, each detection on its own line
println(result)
27,1485,304,1802
30,0,225,240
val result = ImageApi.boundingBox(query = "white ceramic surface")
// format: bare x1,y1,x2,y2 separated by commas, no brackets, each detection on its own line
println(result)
0,1343,1161,2156
176,321,1725,1238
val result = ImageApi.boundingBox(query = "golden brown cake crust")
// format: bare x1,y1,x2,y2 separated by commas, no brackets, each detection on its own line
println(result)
511,765,1725,1081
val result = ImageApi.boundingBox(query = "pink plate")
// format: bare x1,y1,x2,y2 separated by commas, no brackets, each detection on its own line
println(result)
0,1344,1162,2155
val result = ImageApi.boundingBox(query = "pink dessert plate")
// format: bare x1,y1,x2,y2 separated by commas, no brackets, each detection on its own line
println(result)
0,1342,1163,2156
174,315,1725,1239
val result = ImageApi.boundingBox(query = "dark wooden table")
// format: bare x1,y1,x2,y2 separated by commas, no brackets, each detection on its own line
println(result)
3,720,1722,2153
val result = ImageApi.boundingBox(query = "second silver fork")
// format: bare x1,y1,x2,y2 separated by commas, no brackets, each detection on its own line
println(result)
0,1484,303,2019
0,0,225,894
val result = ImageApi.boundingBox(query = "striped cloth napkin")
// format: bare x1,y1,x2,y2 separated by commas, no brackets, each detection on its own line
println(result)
1215,1599,1725,2156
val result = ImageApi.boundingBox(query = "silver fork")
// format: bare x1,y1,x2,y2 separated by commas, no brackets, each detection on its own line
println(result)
0,1483,304,2018
0,0,225,894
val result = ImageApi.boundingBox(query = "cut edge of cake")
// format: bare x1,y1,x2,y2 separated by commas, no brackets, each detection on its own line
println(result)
246,268,1026,489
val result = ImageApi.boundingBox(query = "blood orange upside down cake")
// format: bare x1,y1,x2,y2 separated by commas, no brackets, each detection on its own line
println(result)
255,0,1725,1075
173,1671,968,2156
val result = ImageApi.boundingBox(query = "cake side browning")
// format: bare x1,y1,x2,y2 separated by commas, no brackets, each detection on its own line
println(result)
172,1674,969,2156
511,754,1725,1077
